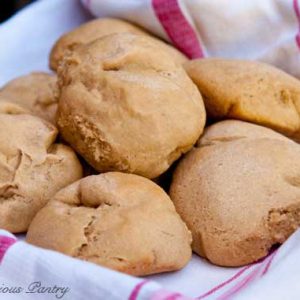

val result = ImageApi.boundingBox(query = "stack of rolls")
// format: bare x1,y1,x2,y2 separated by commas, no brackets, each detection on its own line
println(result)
1,17,300,275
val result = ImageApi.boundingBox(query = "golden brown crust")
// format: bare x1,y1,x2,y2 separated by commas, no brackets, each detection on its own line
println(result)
0,72,57,124
184,58,300,140
50,18,187,71
56,33,205,178
170,120,300,266
27,172,192,276
0,113,83,233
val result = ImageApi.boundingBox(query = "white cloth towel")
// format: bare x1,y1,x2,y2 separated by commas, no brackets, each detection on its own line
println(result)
82,0,300,78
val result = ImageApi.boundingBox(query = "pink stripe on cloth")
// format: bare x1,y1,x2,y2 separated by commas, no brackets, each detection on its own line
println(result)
261,249,278,276
197,265,254,299
152,0,204,59
216,250,279,300
0,236,16,263
151,290,191,300
294,0,300,49
128,280,149,300
197,248,280,299
165,293,182,300
216,266,262,300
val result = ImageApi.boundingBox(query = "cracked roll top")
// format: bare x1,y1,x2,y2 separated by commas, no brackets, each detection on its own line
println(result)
0,72,58,124
26,172,192,276
170,120,300,267
49,18,187,71
56,32,205,179
184,58,300,140
0,113,83,233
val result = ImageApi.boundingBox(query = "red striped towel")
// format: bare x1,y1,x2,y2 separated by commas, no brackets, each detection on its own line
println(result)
82,0,300,79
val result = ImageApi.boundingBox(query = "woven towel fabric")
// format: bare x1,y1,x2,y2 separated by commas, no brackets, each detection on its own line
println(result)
1,228,300,299
82,0,300,78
